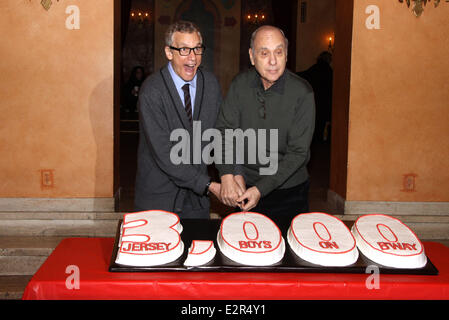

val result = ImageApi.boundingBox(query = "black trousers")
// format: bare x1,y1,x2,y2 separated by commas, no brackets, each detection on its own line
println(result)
250,179,310,223
178,194,210,219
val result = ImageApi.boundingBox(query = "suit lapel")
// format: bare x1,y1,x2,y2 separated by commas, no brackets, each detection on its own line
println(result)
192,68,204,121
160,65,192,130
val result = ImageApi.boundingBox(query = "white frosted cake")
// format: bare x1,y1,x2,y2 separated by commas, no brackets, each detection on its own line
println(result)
351,214,427,269
183,240,216,267
217,212,285,266
287,212,359,266
115,210,184,266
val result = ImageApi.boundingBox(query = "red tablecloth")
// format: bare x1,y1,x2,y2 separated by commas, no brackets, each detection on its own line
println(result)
22,238,449,300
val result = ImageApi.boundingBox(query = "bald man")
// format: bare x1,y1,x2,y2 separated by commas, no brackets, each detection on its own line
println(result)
215,25,315,222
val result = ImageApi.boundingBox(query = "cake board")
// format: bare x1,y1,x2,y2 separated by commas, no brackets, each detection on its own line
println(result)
108,218,438,275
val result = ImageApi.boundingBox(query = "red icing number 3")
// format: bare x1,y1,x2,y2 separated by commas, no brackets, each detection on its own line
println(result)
119,210,183,256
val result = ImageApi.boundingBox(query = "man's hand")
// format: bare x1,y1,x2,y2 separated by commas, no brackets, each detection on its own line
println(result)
234,175,246,192
208,182,221,201
220,174,245,207
236,186,261,212
233,175,246,208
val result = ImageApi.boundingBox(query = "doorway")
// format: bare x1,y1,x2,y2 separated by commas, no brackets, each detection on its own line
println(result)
114,0,343,215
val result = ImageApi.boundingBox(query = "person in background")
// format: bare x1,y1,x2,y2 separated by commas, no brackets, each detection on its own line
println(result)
122,66,145,117
215,25,315,222
134,21,222,219
297,51,333,143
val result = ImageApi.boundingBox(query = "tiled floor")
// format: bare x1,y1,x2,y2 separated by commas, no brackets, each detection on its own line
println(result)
0,276,32,299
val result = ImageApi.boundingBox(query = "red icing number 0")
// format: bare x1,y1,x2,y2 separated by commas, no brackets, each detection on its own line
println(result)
221,212,283,253
313,222,332,241
376,223,399,242
243,221,259,240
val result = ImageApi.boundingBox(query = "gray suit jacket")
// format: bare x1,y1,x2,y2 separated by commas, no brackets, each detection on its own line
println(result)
134,65,222,214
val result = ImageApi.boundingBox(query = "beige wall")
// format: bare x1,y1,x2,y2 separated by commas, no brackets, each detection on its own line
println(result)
0,1,114,198
346,0,449,202
154,0,241,94
296,0,336,72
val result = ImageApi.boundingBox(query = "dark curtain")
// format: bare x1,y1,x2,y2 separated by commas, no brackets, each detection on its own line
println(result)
119,0,132,113
272,0,297,71
121,0,132,48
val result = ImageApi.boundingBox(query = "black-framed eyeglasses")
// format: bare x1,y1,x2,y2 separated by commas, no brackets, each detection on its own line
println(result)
169,45,205,56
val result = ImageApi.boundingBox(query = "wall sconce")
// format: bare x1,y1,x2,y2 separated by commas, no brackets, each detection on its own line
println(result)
40,0,53,11
130,11,151,26
398,0,449,17
246,13,266,25
328,36,334,53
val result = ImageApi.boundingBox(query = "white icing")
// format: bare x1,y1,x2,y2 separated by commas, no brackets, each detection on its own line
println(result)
287,213,358,266
183,240,216,267
351,214,427,269
217,212,285,266
115,210,184,266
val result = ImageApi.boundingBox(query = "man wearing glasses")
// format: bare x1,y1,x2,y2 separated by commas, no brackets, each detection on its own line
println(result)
134,21,222,219
215,25,315,222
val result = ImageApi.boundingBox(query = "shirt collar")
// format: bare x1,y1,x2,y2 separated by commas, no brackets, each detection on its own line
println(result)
168,62,197,89
251,67,286,94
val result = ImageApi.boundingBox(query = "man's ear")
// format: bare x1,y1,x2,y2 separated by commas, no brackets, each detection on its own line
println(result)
165,46,173,61
248,48,255,66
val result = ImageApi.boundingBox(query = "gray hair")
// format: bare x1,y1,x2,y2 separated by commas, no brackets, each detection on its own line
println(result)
250,25,289,53
165,20,203,46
